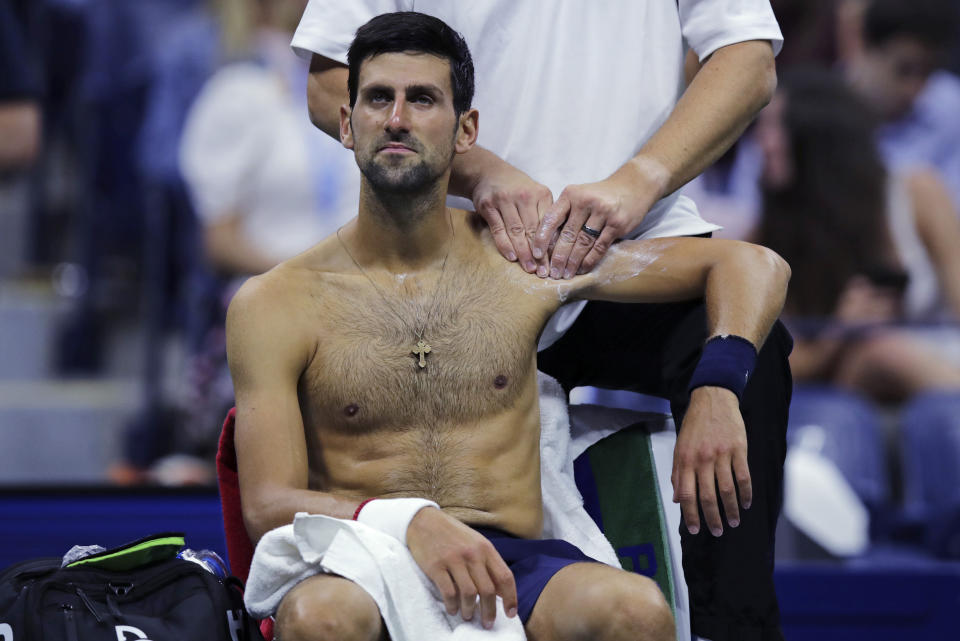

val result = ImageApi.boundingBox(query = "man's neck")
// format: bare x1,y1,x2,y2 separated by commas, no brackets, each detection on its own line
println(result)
352,179,454,272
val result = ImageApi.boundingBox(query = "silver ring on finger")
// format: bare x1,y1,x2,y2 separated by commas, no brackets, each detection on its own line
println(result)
581,223,602,239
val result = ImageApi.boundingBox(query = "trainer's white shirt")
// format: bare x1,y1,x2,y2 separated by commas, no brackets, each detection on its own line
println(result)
292,0,782,348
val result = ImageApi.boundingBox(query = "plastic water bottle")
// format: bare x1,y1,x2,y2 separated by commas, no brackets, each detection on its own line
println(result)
178,549,229,580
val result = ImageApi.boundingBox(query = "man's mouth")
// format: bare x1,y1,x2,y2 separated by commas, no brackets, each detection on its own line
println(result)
379,142,416,154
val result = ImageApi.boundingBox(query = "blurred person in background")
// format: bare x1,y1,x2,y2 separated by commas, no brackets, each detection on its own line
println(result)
754,70,960,404
691,0,960,243
180,0,359,279
0,0,41,278
0,0,41,173
841,0,960,206
115,0,359,484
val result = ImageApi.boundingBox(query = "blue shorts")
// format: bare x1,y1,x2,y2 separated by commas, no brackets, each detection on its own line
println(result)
474,527,599,623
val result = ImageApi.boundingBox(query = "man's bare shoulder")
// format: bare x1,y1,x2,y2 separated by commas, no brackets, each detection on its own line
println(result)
458,209,561,299
226,235,350,341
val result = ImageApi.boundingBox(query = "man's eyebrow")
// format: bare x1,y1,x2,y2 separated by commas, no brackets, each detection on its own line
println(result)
359,83,394,96
358,82,445,97
404,83,444,96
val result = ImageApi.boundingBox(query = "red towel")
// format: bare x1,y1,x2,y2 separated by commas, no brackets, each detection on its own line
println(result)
217,408,275,640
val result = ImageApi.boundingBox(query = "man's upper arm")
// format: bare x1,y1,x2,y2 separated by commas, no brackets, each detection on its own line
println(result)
571,237,717,304
226,277,314,536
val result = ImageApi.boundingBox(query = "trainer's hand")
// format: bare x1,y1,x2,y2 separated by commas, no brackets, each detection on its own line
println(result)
671,386,751,537
406,506,518,629
471,163,553,274
535,161,662,279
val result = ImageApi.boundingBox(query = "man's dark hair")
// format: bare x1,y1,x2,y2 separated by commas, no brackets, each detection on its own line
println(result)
347,12,474,116
863,0,959,50
757,69,892,317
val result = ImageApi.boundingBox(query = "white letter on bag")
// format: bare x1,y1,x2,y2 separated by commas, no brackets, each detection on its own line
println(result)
115,625,151,641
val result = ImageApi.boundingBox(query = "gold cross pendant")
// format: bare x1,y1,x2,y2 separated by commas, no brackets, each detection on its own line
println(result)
412,339,432,368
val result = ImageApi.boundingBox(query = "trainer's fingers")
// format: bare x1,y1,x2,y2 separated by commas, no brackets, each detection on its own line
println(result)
562,213,603,279
477,202,517,263
716,456,740,528
734,449,753,510
578,225,617,275
469,561,498,630
450,565,479,622
549,203,590,279
535,197,570,263
488,557,518,618
676,466,700,535
500,202,536,272
532,196,554,275
698,464,723,537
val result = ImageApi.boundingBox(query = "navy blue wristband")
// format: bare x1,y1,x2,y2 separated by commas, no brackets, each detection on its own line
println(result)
687,335,758,402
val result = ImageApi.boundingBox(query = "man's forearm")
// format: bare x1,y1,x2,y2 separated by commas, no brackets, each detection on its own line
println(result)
626,40,777,203
307,55,348,141
243,486,362,544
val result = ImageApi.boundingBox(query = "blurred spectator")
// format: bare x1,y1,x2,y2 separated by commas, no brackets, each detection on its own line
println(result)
754,71,960,404
843,0,960,205
0,0,41,278
180,0,359,278
0,0,41,171
115,0,359,484
691,0,960,241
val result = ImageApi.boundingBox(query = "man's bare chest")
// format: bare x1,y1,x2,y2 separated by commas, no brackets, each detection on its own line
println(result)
300,266,547,431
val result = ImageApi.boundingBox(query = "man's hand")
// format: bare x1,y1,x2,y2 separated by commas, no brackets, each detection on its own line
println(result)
671,386,752,537
406,507,518,629
469,160,553,274
534,158,666,279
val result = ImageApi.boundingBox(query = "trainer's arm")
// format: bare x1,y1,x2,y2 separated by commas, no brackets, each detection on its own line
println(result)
537,40,777,278
227,276,359,543
307,54,551,274
572,237,790,537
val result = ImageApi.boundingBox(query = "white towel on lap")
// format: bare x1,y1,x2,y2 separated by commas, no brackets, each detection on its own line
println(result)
246,513,526,640
244,373,620,640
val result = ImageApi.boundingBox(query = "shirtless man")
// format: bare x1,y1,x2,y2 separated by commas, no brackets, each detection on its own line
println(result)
228,13,790,641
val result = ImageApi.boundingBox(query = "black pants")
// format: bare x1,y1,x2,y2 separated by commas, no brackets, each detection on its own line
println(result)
538,299,793,641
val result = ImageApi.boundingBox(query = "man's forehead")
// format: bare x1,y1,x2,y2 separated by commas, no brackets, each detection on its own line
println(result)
358,51,453,93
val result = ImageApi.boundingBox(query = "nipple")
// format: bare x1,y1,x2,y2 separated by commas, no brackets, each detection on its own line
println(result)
493,375,509,389
344,403,360,417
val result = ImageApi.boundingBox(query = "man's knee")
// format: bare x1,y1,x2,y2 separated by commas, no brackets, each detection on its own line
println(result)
575,572,674,641
275,575,383,641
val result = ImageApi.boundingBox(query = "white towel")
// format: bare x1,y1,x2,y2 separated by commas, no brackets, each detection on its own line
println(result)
244,373,621,639
537,374,620,566
245,513,526,641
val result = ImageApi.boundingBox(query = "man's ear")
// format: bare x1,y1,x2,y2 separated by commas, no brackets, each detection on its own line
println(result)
340,104,354,150
455,108,479,154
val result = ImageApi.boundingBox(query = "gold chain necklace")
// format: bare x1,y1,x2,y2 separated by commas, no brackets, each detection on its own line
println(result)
336,212,454,369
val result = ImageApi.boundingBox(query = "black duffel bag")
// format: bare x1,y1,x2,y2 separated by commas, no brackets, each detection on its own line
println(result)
0,533,263,641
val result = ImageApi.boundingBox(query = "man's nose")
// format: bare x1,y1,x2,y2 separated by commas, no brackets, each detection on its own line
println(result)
385,97,411,132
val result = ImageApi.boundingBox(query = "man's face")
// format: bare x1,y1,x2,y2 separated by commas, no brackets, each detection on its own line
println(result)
341,52,475,194
850,36,939,120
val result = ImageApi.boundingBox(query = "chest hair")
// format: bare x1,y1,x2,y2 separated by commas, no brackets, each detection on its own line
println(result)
302,261,545,433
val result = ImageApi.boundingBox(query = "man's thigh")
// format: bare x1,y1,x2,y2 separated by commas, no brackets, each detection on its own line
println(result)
275,574,387,641
525,562,673,641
